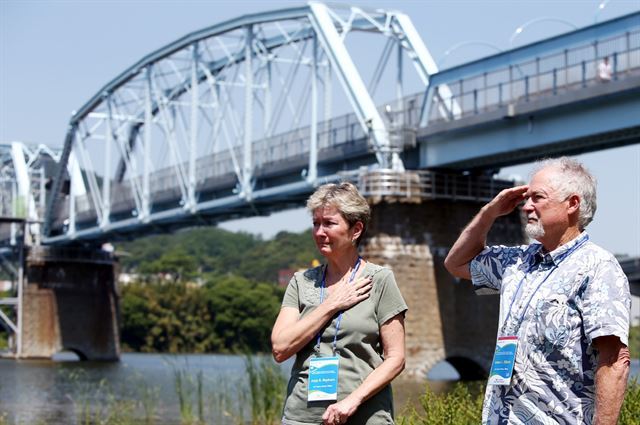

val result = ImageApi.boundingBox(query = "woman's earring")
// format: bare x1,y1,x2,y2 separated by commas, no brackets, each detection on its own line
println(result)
351,239,357,247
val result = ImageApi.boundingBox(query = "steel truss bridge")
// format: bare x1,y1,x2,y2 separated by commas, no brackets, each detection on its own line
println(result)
0,4,638,250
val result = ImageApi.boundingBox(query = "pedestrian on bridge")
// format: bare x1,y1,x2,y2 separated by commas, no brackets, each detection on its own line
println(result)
445,157,630,424
272,182,408,425
597,56,613,82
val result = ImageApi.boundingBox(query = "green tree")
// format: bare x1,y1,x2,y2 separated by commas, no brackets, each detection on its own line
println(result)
117,226,317,283
120,284,153,351
120,281,220,353
138,248,198,282
205,275,284,352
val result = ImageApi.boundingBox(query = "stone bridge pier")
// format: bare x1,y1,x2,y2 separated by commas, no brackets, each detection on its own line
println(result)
20,246,120,360
359,170,526,380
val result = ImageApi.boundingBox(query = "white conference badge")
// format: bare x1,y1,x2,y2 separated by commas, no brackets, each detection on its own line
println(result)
308,356,339,401
488,336,518,386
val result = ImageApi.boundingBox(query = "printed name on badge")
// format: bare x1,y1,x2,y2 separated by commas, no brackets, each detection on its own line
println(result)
308,356,339,401
488,336,518,386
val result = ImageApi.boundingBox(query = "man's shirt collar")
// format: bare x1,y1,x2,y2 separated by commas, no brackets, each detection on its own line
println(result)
528,232,589,268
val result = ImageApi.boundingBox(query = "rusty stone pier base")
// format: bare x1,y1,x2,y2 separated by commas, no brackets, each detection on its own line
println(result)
20,246,120,361
358,170,525,380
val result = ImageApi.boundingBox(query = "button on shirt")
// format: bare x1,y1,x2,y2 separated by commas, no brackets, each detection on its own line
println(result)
470,232,630,425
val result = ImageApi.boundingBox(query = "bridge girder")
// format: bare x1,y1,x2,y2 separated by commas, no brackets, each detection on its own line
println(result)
43,2,439,242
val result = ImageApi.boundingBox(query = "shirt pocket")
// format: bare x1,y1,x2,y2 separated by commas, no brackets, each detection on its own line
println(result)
532,296,576,350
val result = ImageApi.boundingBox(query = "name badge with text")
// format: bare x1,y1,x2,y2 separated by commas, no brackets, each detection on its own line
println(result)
308,356,339,401
488,336,518,386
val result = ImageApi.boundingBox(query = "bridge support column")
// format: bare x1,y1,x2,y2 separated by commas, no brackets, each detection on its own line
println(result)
358,171,525,379
20,246,120,361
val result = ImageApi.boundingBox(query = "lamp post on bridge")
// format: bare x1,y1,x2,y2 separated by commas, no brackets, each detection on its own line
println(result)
508,17,578,48
594,0,612,23
437,41,502,69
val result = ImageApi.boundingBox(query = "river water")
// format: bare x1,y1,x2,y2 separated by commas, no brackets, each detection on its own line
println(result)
0,353,638,425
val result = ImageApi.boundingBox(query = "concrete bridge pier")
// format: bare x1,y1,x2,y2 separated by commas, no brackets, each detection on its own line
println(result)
20,246,120,360
359,171,526,380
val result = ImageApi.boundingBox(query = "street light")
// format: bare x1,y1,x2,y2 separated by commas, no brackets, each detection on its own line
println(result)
438,41,503,68
594,0,612,23
508,17,578,47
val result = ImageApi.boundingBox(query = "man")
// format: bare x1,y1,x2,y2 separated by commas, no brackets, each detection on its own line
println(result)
597,56,613,82
445,157,630,424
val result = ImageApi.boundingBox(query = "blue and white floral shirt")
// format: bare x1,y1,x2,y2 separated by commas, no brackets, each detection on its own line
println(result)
470,232,630,424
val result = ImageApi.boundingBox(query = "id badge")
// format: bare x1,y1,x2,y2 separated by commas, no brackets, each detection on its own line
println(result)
488,336,518,386
308,356,339,401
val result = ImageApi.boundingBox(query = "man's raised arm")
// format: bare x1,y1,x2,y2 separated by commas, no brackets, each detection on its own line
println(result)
444,185,528,280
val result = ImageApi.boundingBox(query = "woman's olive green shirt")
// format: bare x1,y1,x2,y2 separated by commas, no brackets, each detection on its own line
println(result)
280,262,408,425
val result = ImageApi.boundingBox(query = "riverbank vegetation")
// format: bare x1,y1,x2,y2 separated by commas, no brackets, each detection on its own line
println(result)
398,380,640,425
631,324,640,358
121,277,284,353
49,356,284,425
117,227,317,353
1,359,639,425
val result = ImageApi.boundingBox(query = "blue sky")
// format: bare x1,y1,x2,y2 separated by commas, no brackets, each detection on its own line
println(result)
1,0,639,256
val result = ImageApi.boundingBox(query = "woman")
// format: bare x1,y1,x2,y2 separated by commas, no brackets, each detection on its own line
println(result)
271,182,408,425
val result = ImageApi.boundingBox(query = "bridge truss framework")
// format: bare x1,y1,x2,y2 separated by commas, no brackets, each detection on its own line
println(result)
43,2,441,243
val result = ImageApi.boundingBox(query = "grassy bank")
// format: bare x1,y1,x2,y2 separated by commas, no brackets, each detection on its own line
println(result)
397,380,640,425
630,325,640,358
0,356,286,425
1,360,639,425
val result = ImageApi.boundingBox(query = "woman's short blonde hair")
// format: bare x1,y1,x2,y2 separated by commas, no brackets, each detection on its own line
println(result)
306,182,370,246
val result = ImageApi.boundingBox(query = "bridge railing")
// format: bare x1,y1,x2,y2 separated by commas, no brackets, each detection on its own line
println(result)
68,108,373,220
340,169,515,203
426,29,640,123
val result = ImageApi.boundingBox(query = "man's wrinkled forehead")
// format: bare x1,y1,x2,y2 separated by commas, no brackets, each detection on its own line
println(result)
527,168,562,196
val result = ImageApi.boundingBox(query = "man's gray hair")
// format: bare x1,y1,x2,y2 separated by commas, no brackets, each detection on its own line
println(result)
532,157,597,230
306,182,370,246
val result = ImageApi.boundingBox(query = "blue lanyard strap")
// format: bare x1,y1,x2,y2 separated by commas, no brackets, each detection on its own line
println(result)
501,235,589,335
315,257,362,355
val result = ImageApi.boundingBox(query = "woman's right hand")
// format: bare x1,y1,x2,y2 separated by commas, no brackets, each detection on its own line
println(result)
325,276,373,312
272,273,372,363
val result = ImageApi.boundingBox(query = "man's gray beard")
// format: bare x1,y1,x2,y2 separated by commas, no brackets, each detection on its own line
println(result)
525,221,545,240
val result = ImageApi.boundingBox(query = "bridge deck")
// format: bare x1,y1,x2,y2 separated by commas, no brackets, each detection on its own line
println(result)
419,12,640,169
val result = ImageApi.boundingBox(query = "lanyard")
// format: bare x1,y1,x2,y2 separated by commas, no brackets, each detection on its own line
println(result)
501,235,588,335
315,257,362,355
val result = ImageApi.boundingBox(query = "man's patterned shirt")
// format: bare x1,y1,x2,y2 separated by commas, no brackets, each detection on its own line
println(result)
470,232,630,424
